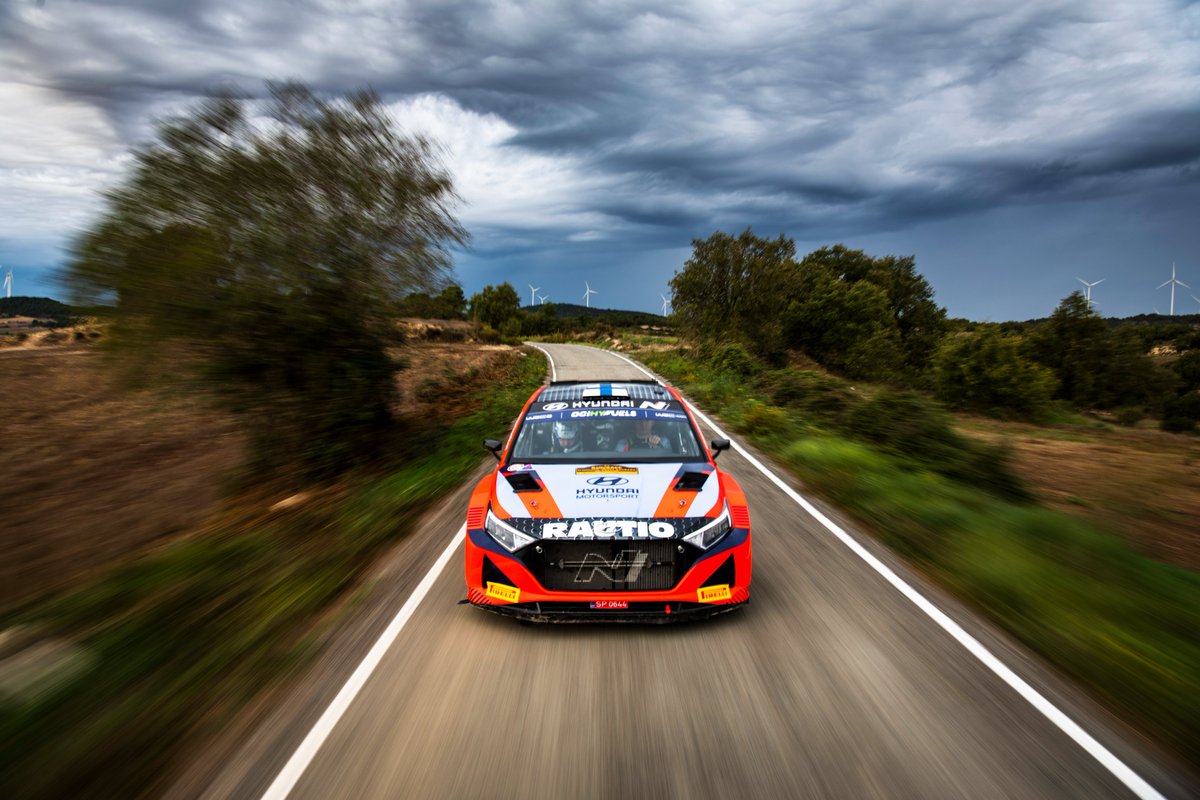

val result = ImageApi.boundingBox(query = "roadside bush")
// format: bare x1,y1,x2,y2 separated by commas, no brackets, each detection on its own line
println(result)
1114,406,1144,427
707,342,760,377
756,368,860,426
845,390,1028,500
1161,393,1200,433
739,399,789,434
934,330,1057,420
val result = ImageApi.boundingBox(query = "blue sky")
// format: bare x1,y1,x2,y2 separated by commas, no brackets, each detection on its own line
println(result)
2,0,1198,320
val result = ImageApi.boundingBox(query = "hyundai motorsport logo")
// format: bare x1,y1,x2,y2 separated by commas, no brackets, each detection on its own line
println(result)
577,473,637,499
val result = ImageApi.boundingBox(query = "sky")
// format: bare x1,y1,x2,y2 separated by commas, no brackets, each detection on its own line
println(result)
1,0,1199,321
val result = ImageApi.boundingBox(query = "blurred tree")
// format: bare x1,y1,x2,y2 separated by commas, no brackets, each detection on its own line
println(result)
468,282,521,328
64,83,466,474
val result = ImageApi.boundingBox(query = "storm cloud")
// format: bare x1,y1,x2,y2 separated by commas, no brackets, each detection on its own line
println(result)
2,0,1198,318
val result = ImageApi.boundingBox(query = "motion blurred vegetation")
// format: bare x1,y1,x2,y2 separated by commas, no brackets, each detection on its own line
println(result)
63,82,467,476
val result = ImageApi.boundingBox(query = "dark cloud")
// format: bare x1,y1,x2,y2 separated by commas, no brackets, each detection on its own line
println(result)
2,0,1199,318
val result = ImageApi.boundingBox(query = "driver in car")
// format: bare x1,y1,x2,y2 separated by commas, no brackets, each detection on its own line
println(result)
551,420,584,454
616,418,673,453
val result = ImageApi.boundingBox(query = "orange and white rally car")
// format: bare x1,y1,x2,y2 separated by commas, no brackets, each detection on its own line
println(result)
464,380,751,622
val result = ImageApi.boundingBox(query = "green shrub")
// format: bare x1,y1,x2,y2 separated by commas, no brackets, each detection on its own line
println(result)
845,390,1029,500
708,342,760,377
934,330,1057,420
739,399,789,434
756,369,860,425
1161,393,1200,432
1114,406,1144,427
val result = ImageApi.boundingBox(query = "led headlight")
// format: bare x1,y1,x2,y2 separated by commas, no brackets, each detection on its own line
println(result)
485,509,536,552
683,504,732,550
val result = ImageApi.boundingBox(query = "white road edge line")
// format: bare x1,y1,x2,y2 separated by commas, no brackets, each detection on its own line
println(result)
528,342,557,381
262,342,559,798
260,525,464,800
600,346,1165,800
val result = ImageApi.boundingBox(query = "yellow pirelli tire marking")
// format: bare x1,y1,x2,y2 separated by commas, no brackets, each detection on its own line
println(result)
698,584,731,603
485,582,520,603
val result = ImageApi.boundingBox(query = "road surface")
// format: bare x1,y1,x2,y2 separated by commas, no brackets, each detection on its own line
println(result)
184,343,1193,800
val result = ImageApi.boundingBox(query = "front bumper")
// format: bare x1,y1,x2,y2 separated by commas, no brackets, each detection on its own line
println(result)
464,525,752,624
469,598,749,624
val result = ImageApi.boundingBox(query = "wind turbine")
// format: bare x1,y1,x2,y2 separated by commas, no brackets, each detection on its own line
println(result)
1192,295,1200,314
2,268,10,299
538,294,548,305
660,293,670,316
1157,263,1190,316
1075,277,1103,308
527,283,540,307
583,282,596,308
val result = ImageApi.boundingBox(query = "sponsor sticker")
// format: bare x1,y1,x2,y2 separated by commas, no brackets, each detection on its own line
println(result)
590,600,630,610
542,402,569,411
506,463,537,472
575,465,639,475
541,520,675,539
569,399,634,408
485,582,520,603
697,584,732,603
638,401,670,410
570,409,637,418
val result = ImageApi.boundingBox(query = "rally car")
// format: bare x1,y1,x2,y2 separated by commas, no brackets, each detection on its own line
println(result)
464,380,751,622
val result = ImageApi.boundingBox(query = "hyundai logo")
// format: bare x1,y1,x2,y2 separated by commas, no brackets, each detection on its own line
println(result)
587,476,629,486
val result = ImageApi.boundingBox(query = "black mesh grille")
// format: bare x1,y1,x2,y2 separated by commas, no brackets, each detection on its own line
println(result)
518,540,701,591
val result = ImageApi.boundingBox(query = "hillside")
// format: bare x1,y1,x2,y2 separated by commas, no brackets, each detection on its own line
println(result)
522,301,666,327
0,296,76,320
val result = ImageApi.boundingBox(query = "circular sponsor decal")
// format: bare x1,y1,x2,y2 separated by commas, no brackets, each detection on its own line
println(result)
587,476,629,486
542,402,568,411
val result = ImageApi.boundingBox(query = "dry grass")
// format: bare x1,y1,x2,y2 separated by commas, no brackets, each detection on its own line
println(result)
0,346,244,609
957,416,1200,571
0,338,524,611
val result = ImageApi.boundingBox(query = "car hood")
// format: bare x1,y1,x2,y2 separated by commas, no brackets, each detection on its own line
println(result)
493,462,722,519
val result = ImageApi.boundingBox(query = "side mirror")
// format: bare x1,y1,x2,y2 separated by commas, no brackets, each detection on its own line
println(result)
483,439,503,461
710,438,731,460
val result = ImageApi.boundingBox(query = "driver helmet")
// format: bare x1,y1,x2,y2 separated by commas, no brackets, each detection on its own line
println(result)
553,420,579,440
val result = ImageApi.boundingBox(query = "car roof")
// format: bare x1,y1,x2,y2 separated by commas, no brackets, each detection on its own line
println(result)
536,380,677,404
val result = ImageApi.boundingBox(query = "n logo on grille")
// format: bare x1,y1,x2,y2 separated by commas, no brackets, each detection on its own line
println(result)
565,550,649,583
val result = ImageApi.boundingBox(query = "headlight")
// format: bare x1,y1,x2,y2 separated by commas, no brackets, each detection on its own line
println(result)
683,504,732,550
485,509,536,552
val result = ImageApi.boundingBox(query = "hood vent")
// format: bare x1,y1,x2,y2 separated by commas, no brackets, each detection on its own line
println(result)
504,472,542,493
673,471,710,491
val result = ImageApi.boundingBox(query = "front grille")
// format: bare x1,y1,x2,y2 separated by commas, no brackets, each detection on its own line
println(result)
519,540,700,591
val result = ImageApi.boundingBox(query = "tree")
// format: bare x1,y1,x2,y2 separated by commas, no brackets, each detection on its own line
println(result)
787,245,945,374
670,228,796,360
933,330,1057,419
468,282,521,328
64,83,467,474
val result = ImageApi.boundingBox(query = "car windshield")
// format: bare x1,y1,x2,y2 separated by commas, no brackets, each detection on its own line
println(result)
509,407,704,463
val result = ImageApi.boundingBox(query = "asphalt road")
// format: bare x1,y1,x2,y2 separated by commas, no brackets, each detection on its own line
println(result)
186,343,1194,800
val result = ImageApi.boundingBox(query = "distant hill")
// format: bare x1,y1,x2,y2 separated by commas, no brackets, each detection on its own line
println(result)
523,302,667,327
0,296,76,320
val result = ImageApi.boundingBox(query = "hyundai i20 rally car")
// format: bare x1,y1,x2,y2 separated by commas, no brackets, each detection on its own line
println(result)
465,380,751,622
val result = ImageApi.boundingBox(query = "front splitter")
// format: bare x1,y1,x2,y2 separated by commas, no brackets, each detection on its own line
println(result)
466,598,748,624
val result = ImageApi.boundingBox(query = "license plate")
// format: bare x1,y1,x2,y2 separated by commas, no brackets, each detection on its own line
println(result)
590,600,629,610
